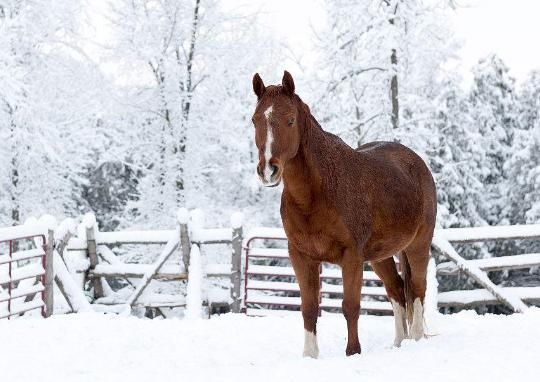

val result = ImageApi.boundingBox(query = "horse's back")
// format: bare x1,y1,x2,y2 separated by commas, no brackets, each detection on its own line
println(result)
357,141,435,196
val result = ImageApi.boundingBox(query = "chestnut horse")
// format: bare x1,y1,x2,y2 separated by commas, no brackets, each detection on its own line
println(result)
251,71,437,357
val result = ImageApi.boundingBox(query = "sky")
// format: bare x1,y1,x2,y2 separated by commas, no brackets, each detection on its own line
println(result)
230,0,540,84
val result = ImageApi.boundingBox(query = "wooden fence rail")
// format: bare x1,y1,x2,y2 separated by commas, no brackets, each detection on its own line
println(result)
2,215,540,319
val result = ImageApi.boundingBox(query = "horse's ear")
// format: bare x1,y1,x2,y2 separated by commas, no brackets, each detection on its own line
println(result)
282,70,295,96
252,73,265,99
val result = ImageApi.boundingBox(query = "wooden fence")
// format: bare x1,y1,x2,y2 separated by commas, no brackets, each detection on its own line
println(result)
1,213,539,319
243,225,540,316
62,210,244,316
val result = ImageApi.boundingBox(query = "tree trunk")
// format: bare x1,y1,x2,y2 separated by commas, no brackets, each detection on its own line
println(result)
174,0,201,204
8,104,19,225
390,47,399,130
388,1,399,130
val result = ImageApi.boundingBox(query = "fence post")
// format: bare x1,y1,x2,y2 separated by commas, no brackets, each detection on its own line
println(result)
177,208,191,271
85,213,103,299
230,212,243,313
44,229,55,317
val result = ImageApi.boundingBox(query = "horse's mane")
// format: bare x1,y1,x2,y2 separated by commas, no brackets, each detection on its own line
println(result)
293,94,323,132
293,93,349,154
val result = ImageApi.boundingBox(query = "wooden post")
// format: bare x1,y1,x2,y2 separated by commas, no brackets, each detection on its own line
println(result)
44,229,54,317
230,212,243,313
177,208,191,272
85,213,103,299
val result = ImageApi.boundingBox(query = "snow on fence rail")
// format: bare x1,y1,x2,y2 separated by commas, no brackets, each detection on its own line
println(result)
243,225,540,316
61,209,245,317
2,214,540,320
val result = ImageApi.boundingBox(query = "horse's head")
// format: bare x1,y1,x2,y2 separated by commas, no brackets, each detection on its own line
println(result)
251,70,300,187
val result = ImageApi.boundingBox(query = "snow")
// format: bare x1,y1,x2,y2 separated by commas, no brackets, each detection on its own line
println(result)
191,228,231,243
54,218,78,242
53,251,92,313
0,224,46,243
438,287,540,307
96,230,176,244
38,214,58,230
0,283,44,302
0,263,44,284
92,263,183,277
246,225,540,248
230,212,244,229
247,265,380,281
248,247,289,258
185,244,203,320
0,248,45,265
0,299,44,319
439,224,540,243
82,212,96,229
437,252,540,274
246,294,392,312
176,207,190,224
190,209,205,230
1,310,539,382
205,263,231,276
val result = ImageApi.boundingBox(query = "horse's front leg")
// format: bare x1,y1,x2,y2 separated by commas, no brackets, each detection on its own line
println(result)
289,247,321,358
341,251,363,356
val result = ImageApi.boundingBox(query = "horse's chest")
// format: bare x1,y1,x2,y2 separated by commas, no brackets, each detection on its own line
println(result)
283,207,352,263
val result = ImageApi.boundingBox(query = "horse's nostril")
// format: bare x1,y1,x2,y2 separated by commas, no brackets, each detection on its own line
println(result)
257,165,263,177
271,165,279,178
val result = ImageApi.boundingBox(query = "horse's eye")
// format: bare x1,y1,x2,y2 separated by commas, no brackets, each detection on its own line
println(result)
288,118,295,126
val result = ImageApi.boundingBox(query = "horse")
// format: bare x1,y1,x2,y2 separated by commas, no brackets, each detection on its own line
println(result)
250,71,437,357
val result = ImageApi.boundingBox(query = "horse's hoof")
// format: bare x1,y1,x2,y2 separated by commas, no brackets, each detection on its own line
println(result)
303,350,319,359
345,345,361,356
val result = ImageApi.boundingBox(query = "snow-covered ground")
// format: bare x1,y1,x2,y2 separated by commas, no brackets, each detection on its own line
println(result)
1,309,539,382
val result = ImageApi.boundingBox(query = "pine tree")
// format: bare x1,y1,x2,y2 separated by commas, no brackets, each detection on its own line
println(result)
468,55,518,225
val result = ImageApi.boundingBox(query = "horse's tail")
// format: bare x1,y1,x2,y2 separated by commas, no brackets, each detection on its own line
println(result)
400,252,414,328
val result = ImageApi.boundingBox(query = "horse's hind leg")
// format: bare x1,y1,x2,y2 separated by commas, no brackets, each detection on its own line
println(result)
402,233,431,341
371,257,408,347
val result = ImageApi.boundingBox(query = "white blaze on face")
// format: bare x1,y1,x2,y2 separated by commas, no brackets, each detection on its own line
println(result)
263,105,274,182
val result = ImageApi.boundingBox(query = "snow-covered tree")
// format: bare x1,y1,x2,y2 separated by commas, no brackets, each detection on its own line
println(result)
468,54,518,225
311,0,457,150
103,0,282,227
428,77,487,229
506,71,540,225
0,1,107,225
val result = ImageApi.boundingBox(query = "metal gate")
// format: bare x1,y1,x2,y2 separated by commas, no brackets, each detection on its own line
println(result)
0,231,49,319
243,228,393,316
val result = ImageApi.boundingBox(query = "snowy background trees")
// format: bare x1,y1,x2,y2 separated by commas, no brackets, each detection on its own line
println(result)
1,0,540,258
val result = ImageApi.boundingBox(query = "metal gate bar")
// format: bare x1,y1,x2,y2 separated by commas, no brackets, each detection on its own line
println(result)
0,234,47,319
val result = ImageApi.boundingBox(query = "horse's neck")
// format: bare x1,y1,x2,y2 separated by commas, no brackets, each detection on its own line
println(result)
282,111,328,210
